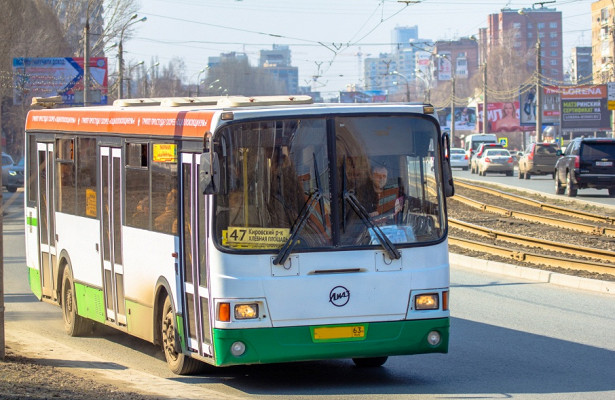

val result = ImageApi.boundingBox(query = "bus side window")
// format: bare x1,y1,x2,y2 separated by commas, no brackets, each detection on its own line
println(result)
57,138,76,215
125,143,150,229
151,157,178,235
76,138,97,218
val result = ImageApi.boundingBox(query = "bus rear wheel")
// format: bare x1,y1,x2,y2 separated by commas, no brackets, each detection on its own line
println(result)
352,356,388,367
161,296,203,375
61,267,90,336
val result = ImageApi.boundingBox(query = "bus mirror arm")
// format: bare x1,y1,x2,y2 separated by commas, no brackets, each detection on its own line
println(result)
199,151,220,195
441,132,455,197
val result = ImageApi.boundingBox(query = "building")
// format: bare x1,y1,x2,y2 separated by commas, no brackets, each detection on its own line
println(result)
258,45,298,94
433,38,479,82
570,46,593,84
592,0,614,83
487,7,563,83
391,26,419,52
207,52,249,68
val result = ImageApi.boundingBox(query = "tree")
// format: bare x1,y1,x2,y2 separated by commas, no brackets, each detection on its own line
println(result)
0,0,71,158
43,0,139,58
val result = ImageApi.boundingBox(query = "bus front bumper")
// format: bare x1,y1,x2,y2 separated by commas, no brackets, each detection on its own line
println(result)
212,318,449,366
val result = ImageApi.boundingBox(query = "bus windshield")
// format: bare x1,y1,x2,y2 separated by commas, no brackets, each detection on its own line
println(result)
214,115,445,252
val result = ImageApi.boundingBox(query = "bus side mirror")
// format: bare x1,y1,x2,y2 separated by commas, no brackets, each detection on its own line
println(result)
441,131,455,197
199,136,220,194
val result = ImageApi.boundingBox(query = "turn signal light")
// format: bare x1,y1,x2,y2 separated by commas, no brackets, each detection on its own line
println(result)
218,302,230,322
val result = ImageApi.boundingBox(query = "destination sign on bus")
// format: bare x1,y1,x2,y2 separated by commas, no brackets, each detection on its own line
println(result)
224,227,290,249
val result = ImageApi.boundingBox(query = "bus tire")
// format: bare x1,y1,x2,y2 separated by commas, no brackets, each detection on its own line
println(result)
352,356,388,368
161,296,203,375
61,267,90,337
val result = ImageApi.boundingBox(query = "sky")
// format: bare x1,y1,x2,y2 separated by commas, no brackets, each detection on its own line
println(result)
123,0,594,98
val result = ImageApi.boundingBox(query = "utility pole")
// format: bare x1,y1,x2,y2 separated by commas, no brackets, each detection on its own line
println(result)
83,15,90,106
536,39,543,142
0,97,4,360
482,62,488,134
451,72,456,144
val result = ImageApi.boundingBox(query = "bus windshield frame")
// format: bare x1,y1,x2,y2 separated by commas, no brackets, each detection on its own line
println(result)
212,113,446,253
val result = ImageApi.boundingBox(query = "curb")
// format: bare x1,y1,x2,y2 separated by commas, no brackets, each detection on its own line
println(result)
450,253,615,295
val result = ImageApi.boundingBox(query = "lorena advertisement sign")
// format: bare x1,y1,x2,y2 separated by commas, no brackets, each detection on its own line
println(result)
559,85,609,131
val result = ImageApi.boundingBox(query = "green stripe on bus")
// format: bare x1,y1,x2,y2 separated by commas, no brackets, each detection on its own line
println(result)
74,283,106,323
212,318,449,366
28,267,42,300
176,315,186,352
27,216,38,227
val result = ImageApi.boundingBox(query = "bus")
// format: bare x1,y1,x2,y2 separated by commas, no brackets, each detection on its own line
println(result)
24,95,454,374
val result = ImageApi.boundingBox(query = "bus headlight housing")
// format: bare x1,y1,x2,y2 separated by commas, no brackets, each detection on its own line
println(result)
415,293,439,310
234,303,259,319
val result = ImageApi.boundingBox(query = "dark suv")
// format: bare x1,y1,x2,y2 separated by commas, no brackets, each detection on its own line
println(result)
518,142,559,179
554,137,615,197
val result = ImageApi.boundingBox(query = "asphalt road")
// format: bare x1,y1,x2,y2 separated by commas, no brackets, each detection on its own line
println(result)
3,189,615,399
452,166,615,208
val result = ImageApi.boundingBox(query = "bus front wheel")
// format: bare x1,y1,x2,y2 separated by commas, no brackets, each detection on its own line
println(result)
61,267,90,336
161,296,203,375
352,356,388,367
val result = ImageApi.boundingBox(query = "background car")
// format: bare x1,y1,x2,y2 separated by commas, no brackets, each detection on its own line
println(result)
476,148,514,176
470,143,504,174
518,142,559,179
6,158,24,192
2,152,15,190
449,147,469,170
555,137,615,197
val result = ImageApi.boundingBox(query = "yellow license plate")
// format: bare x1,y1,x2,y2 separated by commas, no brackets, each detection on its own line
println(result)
311,325,367,342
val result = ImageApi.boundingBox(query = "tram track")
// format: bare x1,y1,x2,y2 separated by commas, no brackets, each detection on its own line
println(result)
447,179,615,280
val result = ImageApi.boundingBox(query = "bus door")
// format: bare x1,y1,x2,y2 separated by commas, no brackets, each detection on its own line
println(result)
37,142,57,301
100,147,126,326
181,153,212,356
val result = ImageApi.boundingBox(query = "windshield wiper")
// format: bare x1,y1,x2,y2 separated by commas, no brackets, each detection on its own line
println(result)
343,190,401,261
273,189,322,266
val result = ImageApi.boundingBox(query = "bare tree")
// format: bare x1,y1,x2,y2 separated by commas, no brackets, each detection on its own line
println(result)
44,0,139,57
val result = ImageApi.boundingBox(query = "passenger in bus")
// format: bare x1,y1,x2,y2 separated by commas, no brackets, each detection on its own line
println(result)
131,196,150,229
154,189,178,234
368,165,405,226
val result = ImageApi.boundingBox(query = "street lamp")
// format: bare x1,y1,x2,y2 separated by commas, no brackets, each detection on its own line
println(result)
436,53,456,142
143,62,159,97
125,60,144,98
196,68,207,96
414,69,431,103
390,71,410,102
118,14,147,99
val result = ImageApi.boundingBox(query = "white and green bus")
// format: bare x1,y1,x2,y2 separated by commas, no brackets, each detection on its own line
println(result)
24,95,454,374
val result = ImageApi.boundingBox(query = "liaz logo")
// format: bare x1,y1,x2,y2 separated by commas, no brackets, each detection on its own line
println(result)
329,286,350,307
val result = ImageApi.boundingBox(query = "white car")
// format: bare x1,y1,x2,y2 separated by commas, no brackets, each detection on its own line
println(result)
449,148,469,170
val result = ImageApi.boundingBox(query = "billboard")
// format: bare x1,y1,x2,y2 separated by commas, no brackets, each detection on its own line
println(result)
520,86,561,126
13,57,108,105
438,106,477,131
437,52,452,81
477,102,531,133
560,85,609,131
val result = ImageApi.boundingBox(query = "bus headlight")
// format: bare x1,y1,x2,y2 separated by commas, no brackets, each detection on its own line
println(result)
415,294,439,310
234,303,259,319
